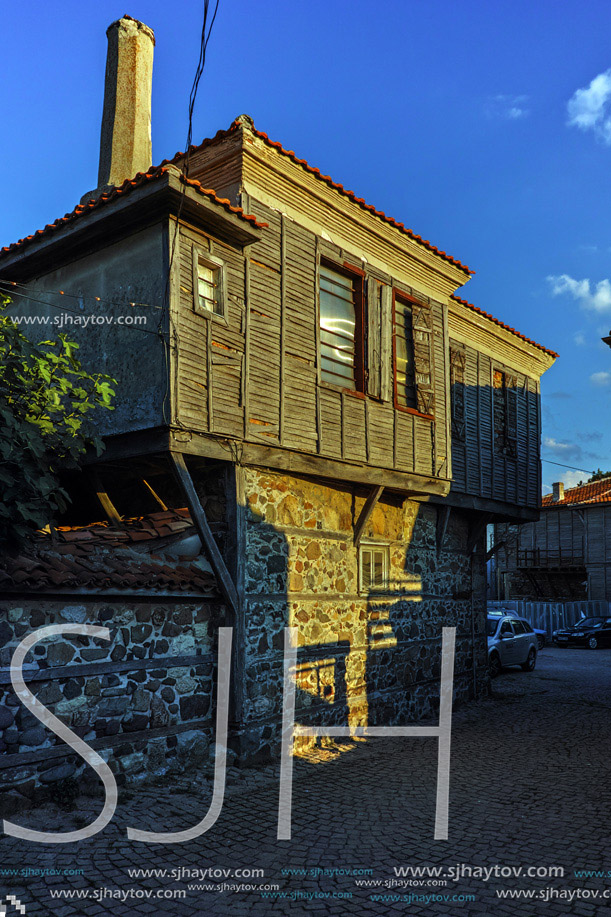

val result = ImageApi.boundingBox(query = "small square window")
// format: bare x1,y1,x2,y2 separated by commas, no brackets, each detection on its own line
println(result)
359,543,390,593
192,247,226,320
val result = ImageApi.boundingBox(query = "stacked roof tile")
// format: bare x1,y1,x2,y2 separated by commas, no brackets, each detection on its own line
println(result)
0,166,265,259
451,295,558,359
542,479,611,508
0,509,218,595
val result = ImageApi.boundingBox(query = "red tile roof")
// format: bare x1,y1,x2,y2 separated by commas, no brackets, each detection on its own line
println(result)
171,117,474,276
451,295,559,359
0,166,265,259
0,509,218,595
542,479,611,508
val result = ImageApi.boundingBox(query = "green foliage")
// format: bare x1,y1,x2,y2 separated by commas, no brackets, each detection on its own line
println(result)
587,468,611,484
0,298,115,544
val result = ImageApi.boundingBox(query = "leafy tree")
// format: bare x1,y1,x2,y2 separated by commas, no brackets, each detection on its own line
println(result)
0,298,115,545
587,468,611,484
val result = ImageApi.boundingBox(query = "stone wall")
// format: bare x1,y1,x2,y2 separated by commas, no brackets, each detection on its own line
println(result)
239,468,489,761
0,598,222,816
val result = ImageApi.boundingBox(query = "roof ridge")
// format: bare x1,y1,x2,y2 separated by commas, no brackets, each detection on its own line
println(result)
171,116,474,276
451,295,558,359
0,161,264,258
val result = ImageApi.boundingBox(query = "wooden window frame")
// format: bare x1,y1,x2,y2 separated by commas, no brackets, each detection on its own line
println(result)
392,289,435,420
192,245,228,324
318,258,366,396
358,542,390,594
493,366,518,459
449,344,466,442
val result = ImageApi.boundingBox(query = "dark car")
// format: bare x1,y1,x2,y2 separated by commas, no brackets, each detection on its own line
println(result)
553,616,611,649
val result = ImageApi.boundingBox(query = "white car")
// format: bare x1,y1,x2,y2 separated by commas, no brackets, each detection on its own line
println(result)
487,615,538,678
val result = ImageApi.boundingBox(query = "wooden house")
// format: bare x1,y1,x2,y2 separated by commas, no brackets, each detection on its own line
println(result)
0,16,557,768
492,478,611,601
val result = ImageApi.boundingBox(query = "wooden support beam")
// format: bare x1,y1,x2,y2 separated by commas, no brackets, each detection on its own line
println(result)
169,452,239,618
90,470,123,527
354,485,384,546
436,505,451,553
141,478,168,511
467,512,493,555
486,540,505,563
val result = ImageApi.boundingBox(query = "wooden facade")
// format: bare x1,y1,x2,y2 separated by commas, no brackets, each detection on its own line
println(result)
165,117,555,519
493,481,611,601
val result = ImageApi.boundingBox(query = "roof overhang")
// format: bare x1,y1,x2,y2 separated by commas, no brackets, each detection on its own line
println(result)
0,169,263,283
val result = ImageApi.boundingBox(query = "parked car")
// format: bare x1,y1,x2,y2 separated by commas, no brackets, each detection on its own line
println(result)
487,614,538,678
553,616,611,649
488,608,546,649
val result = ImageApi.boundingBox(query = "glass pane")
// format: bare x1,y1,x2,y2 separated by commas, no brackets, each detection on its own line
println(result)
320,266,355,388
361,550,372,590
373,551,384,587
395,302,416,407
198,261,221,315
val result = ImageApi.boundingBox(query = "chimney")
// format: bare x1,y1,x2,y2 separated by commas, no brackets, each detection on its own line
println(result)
90,16,155,197
552,481,565,503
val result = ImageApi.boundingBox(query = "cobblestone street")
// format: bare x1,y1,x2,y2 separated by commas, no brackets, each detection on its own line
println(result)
1,646,609,916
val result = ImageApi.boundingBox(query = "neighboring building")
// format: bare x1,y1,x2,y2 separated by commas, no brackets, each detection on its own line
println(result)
0,16,557,792
492,478,611,601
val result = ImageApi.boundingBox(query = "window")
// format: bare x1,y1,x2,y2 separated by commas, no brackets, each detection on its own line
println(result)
493,369,518,458
450,345,466,441
193,248,226,319
359,543,389,592
393,293,435,416
319,263,364,390
394,298,417,409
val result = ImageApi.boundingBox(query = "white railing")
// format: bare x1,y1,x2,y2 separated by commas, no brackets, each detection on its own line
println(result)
487,600,611,639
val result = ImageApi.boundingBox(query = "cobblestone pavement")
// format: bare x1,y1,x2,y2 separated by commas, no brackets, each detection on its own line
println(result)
1,646,610,916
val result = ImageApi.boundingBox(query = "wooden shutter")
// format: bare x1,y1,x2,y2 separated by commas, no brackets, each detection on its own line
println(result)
412,303,435,415
450,345,466,440
380,284,392,402
505,373,518,458
367,279,381,399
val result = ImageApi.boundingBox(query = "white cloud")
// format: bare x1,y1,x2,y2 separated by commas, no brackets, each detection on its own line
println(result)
590,371,611,386
562,470,586,489
486,94,530,120
547,274,611,313
567,70,611,144
543,436,583,461
574,331,586,345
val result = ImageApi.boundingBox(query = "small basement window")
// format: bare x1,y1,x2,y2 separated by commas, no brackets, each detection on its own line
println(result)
359,543,390,593
193,248,226,319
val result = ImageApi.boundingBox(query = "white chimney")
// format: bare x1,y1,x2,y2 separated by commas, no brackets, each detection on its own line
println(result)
552,481,564,502
85,16,155,200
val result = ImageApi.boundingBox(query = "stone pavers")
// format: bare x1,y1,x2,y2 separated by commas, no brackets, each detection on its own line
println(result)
1,646,610,916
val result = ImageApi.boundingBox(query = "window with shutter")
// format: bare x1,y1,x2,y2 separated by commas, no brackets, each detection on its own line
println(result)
450,345,466,441
493,369,518,458
393,292,435,417
319,262,365,391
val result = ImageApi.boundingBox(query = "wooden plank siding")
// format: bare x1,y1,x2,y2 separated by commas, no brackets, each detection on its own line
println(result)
172,125,554,509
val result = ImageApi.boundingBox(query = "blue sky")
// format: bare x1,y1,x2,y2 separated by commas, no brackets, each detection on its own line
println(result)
2,0,611,492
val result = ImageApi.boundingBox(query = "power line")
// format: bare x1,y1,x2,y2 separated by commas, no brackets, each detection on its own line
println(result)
1,285,164,338
542,459,598,475
0,278,162,311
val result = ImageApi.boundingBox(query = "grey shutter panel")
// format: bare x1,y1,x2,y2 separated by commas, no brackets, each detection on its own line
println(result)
450,346,466,440
412,303,434,415
380,284,392,402
367,279,381,399
506,374,518,457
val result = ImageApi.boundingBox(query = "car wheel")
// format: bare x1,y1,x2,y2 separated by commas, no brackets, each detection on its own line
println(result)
521,648,537,672
537,635,545,650
588,635,599,650
489,653,502,678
